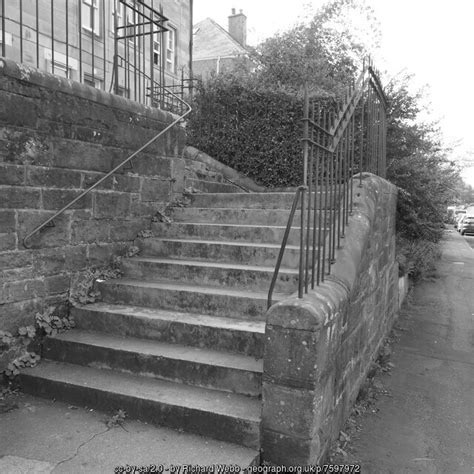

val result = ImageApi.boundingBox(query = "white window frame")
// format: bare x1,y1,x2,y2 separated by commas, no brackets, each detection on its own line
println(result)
153,32,161,66
82,0,101,36
166,26,177,74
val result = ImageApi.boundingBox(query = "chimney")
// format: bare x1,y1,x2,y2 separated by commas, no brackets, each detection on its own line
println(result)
228,8,247,47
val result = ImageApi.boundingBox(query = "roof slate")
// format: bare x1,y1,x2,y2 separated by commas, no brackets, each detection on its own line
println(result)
193,18,247,61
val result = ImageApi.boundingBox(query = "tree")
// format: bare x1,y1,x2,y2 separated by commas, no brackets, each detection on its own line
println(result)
385,72,460,241
253,0,381,95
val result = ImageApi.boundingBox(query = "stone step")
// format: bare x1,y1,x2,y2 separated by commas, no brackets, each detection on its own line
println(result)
168,207,304,225
96,279,280,320
20,361,261,449
137,238,301,269
71,303,265,358
187,192,335,209
121,257,299,293
43,330,263,396
185,178,241,194
184,159,224,182
150,222,323,246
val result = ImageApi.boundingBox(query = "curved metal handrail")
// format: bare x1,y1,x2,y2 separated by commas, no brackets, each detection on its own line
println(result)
23,89,192,249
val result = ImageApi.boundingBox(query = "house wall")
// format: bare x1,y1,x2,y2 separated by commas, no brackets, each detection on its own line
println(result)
262,174,399,465
0,0,191,95
0,58,187,331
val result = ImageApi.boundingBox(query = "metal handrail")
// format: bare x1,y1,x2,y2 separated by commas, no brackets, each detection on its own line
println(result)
267,185,307,309
23,89,192,249
267,59,387,308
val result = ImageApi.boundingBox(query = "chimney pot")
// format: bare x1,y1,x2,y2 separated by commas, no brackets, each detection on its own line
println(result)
231,8,236,14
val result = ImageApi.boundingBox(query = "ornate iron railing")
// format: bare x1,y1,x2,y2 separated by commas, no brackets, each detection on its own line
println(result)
268,60,388,308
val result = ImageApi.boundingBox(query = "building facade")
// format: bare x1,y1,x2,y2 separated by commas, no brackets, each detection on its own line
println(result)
0,0,192,107
193,9,253,80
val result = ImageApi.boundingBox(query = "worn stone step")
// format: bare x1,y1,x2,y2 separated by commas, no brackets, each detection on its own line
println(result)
187,192,335,209
150,222,323,246
96,279,280,320
43,330,263,396
137,238,301,269
185,178,241,194
168,207,305,225
71,303,265,358
20,361,261,449
121,258,299,293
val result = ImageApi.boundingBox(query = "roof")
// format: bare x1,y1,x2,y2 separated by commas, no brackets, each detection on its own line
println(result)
193,18,247,61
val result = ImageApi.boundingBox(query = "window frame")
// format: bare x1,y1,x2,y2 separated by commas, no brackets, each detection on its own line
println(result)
82,0,101,36
165,25,177,74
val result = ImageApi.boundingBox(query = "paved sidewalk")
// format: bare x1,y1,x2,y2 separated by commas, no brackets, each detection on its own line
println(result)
345,230,474,473
0,393,258,473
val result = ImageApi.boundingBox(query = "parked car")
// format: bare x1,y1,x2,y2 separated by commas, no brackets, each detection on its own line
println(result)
459,215,474,235
455,213,466,231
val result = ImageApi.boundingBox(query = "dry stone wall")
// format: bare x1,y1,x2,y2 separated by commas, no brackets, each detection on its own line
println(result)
0,58,187,331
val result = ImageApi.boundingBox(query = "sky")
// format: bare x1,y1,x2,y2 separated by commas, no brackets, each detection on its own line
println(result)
193,0,474,186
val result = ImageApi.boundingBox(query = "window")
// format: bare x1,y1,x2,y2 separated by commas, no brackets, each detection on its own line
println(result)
166,26,176,73
82,0,100,35
153,33,161,66
84,72,103,90
112,1,124,28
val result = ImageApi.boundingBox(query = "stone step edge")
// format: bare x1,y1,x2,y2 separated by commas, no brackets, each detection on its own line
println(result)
71,303,266,334
46,329,264,372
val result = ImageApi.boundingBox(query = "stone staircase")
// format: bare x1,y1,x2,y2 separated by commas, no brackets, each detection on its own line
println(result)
20,180,309,456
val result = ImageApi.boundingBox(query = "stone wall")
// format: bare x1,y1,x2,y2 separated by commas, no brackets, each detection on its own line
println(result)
0,58,187,331
262,174,398,465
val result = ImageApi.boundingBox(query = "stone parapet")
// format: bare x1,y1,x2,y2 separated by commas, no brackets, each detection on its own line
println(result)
262,174,398,465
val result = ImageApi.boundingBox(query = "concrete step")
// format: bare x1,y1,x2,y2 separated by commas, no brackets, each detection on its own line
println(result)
187,192,335,209
43,330,263,396
137,238,301,269
185,178,241,194
121,257,299,293
96,279,280,320
168,207,304,225
71,303,265,358
150,222,322,246
20,361,261,449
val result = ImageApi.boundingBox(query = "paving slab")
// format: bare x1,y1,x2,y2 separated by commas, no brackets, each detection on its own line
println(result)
340,230,474,473
0,392,259,474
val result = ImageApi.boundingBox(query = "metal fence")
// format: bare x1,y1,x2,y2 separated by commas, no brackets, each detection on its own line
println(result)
0,0,191,112
268,60,388,307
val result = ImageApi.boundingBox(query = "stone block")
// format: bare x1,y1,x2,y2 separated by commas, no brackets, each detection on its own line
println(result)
93,192,131,219
113,174,141,193
33,246,88,275
0,233,17,251
262,382,322,438
0,187,41,209
133,155,172,178
0,298,41,332
1,278,45,304
0,164,25,185
0,210,16,233
109,219,148,242
45,274,71,295
27,166,82,189
261,429,320,467
71,218,110,244
0,92,37,127
264,324,323,389
0,250,33,269
0,266,35,284
141,178,170,202
87,242,128,266
42,188,92,210
51,139,113,172
17,210,70,249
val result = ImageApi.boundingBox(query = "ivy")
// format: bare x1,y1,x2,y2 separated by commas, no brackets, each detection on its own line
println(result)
35,306,75,337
